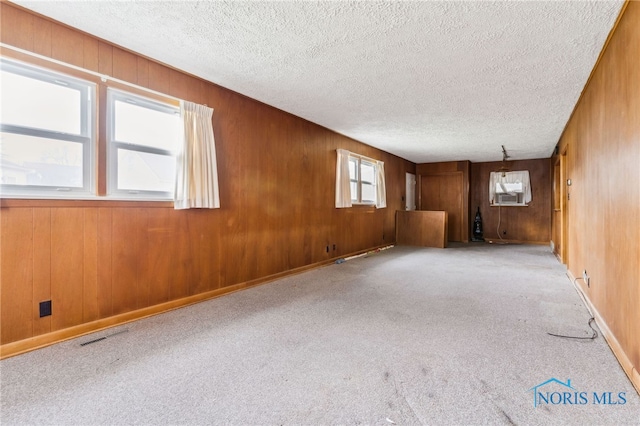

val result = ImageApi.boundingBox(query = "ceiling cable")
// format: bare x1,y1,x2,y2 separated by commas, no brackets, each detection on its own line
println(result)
497,145,511,177
501,145,510,162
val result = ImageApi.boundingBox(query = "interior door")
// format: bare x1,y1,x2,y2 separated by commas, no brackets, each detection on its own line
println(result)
560,148,569,264
405,172,416,210
552,158,562,259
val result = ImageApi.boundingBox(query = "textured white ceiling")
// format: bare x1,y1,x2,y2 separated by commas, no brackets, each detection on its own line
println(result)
14,1,623,163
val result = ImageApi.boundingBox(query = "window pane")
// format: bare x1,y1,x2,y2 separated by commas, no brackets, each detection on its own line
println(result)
0,132,83,187
348,158,357,180
350,181,358,201
1,70,82,135
114,100,182,151
117,148,175,192
362,183,375,203
361,161,375,184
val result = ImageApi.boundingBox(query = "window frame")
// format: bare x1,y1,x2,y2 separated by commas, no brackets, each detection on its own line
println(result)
0,49,185,203
106,88,182,200
348,153,378,205
0,57,96,197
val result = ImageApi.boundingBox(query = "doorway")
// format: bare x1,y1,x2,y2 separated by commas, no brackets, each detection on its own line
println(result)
405,173,416,211
560,147,569,264
553,157,562,259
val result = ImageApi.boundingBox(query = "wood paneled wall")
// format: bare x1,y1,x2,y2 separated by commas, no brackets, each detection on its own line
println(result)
553,1,640,392
0,3,415,352
470,159,551,244
416,161,470,242
416,159,551,244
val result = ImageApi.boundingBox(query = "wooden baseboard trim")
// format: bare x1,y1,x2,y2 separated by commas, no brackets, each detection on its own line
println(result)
0,243,393,360
567,271,640,396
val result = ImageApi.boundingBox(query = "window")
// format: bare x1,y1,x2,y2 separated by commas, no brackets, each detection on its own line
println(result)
489,171,531,206
349,155,377,205
0,58,95,196
337,150,385,208
107,89,182,199
0,52,225,206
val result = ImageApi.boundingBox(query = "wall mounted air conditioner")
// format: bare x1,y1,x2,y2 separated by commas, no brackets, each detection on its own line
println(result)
489,171,531,206
496,192,522,205
493,182,526,205
495,182,523,194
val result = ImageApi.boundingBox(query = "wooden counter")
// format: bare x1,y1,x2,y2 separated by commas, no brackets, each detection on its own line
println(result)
396,210,448,248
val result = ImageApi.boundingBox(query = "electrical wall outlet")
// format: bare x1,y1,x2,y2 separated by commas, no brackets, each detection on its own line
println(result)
583,270,590,288
39,300,52,317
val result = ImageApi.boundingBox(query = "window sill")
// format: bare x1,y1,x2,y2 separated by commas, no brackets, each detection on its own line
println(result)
0,198,174,208
346,204,377,213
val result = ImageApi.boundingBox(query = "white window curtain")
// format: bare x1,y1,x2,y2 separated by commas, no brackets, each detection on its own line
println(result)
489,170,531,204
174,101,221,209
375,160,387,208
335,149,352,208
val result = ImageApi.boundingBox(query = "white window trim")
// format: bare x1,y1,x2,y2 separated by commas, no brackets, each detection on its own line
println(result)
1,47,185,202
349,153,378,206
0,57,96,198
106,88,181,200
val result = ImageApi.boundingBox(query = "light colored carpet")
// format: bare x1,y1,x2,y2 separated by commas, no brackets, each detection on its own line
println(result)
1,244,638,425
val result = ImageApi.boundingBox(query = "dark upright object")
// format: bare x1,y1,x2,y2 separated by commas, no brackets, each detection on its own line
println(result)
472,206,485,242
